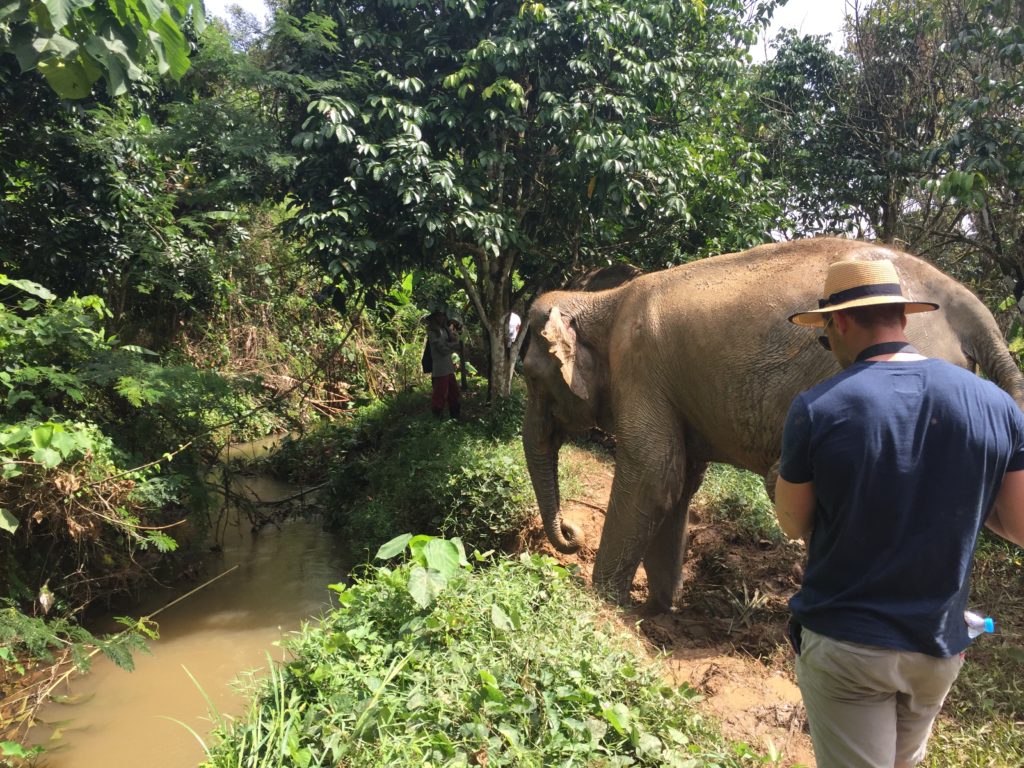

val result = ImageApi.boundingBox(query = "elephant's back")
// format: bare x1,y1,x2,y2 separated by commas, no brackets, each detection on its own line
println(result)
611,237,995,472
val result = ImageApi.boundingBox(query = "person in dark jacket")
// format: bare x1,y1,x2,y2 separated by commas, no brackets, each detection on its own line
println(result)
424,307,461,419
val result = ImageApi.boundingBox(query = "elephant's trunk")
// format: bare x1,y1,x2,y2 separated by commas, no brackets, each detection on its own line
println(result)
523,406,581,553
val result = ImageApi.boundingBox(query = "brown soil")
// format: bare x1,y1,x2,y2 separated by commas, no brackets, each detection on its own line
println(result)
519,445,817,767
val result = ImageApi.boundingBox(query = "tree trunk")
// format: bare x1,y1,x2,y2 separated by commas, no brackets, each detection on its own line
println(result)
452,245,526,400
485,315,529,399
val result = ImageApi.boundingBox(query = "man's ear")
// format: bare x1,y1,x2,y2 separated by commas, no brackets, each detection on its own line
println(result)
540,306,590,400
834,310,850,333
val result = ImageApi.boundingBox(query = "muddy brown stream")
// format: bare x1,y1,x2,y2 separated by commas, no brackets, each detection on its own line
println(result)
28,437,349,767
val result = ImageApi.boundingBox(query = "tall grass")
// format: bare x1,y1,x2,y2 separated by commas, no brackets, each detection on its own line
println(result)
693,464,782,543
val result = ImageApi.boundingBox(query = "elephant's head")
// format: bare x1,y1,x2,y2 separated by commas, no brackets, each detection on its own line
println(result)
521,293,615,554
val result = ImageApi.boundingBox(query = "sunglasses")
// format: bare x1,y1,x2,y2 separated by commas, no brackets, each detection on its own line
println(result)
817,314,833,351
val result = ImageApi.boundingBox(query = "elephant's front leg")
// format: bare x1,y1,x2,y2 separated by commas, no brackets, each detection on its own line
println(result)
642,460,707,612
592,416,687,606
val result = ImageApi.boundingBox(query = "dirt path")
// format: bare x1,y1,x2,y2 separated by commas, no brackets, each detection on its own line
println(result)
519,446,817,767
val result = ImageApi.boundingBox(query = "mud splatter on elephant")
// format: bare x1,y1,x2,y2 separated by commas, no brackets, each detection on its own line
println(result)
521,238,1024,611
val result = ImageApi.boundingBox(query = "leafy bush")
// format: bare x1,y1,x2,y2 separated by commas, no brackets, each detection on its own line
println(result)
0,276,260,610
331,414,533,557
269,386,533,556
201,536,752,768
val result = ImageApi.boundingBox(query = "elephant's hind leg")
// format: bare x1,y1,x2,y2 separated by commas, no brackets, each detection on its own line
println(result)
642,460,708,613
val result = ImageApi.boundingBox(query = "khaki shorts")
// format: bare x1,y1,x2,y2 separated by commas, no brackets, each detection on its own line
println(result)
796,627,964,768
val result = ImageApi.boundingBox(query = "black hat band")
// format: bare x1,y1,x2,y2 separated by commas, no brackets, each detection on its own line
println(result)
817,283,904,309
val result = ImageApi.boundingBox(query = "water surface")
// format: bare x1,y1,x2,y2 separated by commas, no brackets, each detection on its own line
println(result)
30,471,347,767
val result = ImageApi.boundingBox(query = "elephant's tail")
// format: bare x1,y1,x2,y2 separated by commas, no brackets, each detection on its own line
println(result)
962,316,1024,410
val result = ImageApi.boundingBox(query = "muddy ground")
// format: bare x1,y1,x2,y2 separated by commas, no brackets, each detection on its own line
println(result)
519,446,817,767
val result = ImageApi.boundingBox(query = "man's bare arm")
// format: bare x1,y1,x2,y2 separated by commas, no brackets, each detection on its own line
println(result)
774,477,816,541
989,469,1024,547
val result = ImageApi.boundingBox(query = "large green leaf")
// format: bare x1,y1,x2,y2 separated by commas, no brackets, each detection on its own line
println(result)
140,0,167,23
0,276,57,301
0,509,18,535
32,446,62,467
421,538,462,578
42,0,96,30
151,13,188,79
0,2,22,23
406,565,447,608
375,533,412,560
1,0,197,97
490,603,515,631
30,424,54,450
33,33,80,58
48,428,77,458
602,702,632,735
37,52,102,98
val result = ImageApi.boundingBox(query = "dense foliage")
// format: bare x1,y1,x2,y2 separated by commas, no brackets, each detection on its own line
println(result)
269,0,782,393
201,537,754,767
0,0,203,98
749,0,1024,296
269,387,535,557
0,276,220,607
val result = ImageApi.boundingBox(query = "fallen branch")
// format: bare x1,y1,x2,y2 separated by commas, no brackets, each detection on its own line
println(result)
565,497,606,514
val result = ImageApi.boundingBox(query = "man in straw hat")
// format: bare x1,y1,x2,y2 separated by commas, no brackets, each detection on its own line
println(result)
775,258,1024,767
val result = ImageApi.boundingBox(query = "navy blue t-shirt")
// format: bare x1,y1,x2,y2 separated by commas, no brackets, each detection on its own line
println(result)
780,358,1024,657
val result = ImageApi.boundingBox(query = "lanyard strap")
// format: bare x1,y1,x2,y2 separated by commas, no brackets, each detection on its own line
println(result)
855,341,919,363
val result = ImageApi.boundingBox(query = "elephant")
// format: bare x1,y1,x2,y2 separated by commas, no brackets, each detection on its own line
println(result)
521,237,1024,612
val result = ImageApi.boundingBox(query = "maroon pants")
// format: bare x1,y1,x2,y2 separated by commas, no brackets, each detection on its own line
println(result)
430,374,460,415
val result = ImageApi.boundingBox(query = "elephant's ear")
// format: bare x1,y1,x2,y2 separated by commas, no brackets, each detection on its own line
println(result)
541,306,590,400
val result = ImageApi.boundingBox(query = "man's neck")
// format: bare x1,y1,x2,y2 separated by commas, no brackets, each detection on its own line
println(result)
854,334,925,362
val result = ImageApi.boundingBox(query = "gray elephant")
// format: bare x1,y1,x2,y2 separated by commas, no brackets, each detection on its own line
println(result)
521,238,1024,611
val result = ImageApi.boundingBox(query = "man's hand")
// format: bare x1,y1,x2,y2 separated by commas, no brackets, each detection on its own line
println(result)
774,477,816,541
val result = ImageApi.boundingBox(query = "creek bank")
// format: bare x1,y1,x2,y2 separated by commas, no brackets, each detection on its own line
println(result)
24,458,350,768
198,536,754,767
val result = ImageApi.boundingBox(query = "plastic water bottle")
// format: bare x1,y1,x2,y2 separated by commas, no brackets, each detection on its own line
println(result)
964,610,995,639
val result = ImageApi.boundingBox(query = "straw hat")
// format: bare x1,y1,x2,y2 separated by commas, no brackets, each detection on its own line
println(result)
788,259,939,328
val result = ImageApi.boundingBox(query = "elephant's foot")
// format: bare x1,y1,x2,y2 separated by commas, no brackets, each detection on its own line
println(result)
642,573,682,614
641,593,677,615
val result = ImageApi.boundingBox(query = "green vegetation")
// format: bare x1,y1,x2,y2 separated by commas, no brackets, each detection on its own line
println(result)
925,533,1024,766
694,464,782,544
200,536,754,768
749,0,1024,295
3,0,1024,762
268,387,535,558
0,0,204,98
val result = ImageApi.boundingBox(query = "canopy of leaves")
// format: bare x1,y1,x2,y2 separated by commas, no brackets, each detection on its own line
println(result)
749,0,1024,296
272,0,779,301
0,0,205,98
0,20,293,337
